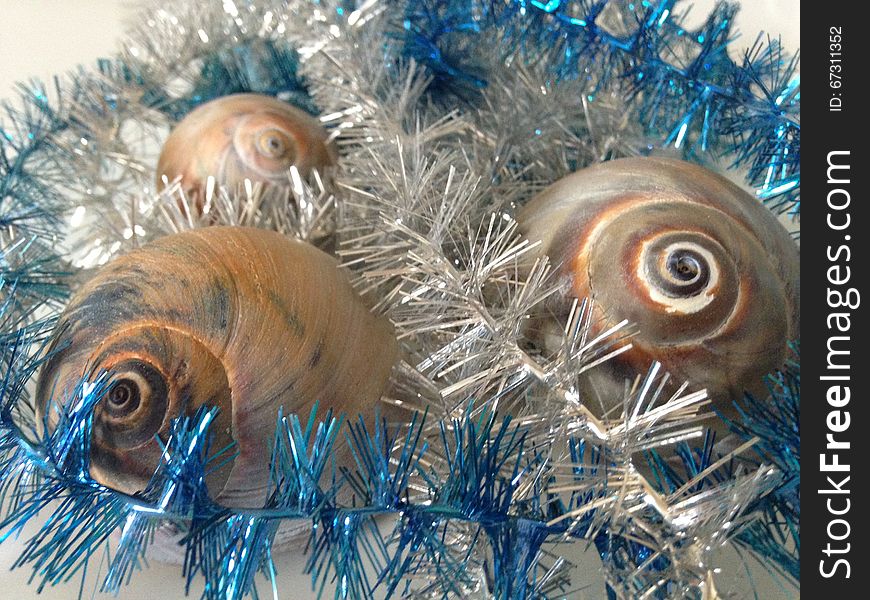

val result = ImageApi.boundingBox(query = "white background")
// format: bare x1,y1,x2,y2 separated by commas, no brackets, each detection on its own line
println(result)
0,1,799,598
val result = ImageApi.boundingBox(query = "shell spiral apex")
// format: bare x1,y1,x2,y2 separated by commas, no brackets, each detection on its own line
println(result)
35,226,397,508
517,157,800,416
156,93,337,201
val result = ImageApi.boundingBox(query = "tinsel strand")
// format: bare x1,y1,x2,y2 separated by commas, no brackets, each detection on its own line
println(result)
0,1,800,598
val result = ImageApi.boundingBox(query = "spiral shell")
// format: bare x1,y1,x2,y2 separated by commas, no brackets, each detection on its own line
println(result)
35,226,396,507
517,157,799,412
156,94,336,198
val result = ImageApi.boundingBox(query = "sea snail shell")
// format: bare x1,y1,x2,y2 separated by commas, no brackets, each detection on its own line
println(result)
517,157,800,414
156,93,337,198
35,226,396,508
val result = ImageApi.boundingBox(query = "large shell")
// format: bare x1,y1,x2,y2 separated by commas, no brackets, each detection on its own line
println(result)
517,157,800,414
35,226,397,508
156,93,337,199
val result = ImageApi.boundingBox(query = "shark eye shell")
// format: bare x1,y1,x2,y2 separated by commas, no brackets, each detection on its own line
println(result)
517,157,800,414
35,226,397,510
156,93,337,205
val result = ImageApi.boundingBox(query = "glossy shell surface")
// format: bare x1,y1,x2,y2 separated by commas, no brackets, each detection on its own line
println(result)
517,157,800,410
157,93,336,196
36,226,397,508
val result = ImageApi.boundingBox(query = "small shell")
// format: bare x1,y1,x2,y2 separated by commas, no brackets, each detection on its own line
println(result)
36,226,396,507
156,94,336,200
517,157,799,414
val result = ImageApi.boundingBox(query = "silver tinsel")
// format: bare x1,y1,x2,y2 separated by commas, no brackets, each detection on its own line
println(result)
0,1,799,598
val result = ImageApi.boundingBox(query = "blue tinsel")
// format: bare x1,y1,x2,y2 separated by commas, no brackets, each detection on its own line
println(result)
0,1,799,598
392,0,800,213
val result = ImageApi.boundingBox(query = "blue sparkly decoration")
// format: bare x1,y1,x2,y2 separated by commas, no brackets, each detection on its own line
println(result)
430,411,528,519
0,331,799,598
1,372,122,593
1,238,71,322
721,38,800,215
1,353,622,599
635,348,801,587
0,0,800,597
485,517,554,599
725,345,800,581
167,38,318,119
307,509,388,599
1,84,69,241
378,509,471,597
91,38,316,121
0,376,507,598
393,0,801,213
594,531,674,600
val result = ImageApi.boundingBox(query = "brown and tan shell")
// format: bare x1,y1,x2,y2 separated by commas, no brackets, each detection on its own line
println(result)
156,93,337,199
517,157,800,415
35,226,396,508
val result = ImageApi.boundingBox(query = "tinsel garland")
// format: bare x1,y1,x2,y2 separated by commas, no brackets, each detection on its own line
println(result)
0,1,799,599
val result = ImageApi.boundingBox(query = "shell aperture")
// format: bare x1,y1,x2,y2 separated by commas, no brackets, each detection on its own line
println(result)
35,226,397,507
517,157,800,414
156,93,337,199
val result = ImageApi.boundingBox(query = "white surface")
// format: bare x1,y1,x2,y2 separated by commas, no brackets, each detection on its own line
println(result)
0,1,799,598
